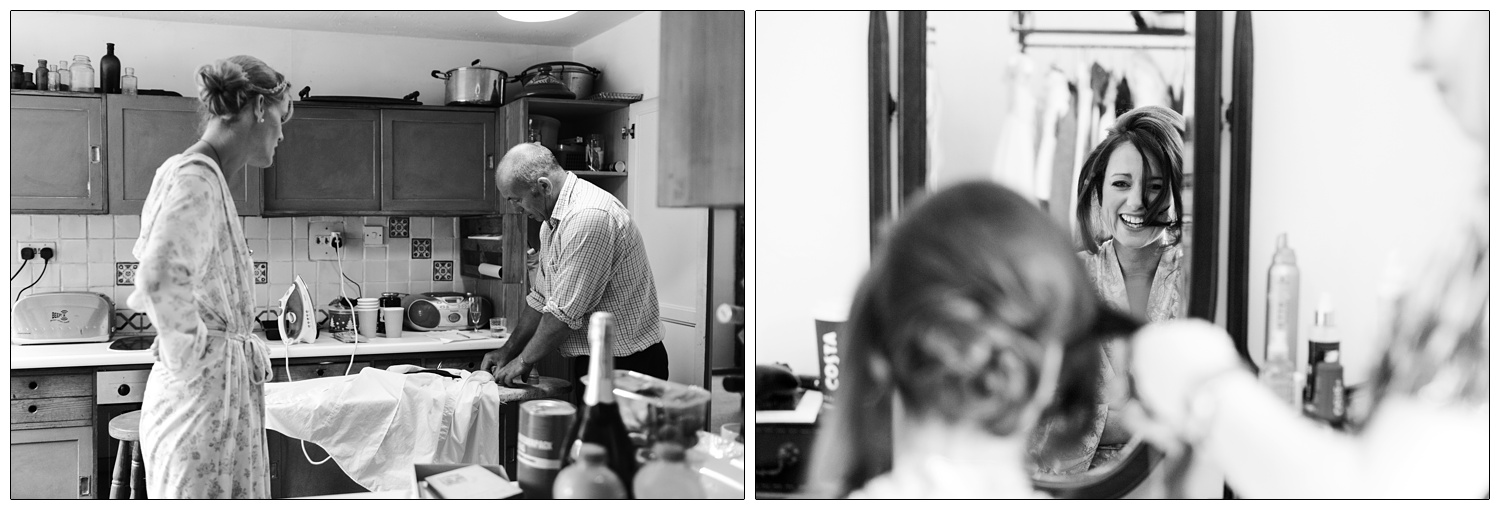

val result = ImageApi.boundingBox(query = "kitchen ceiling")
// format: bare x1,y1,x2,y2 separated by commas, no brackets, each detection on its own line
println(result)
68,10,643,47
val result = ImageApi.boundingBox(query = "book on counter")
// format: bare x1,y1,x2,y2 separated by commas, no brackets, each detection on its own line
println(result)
421,464,522,499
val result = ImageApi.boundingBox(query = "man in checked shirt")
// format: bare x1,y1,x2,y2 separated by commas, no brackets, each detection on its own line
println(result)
480,143,669,402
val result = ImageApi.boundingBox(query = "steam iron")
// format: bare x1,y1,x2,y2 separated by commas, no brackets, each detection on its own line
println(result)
278,276,317,345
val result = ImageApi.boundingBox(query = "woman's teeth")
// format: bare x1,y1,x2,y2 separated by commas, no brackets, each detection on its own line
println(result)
1120,214,1146,228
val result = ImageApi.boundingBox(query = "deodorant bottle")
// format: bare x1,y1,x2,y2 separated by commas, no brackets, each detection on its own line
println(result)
1304,294,1341,409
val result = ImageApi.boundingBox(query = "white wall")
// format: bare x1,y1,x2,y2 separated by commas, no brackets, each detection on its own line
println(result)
10,12,571,104
1245,12,1483,384
572,11,660,101
926,11,1017,188
755,12,870,376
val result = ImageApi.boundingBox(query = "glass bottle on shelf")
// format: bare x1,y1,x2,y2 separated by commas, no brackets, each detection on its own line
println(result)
11,64,23,89
21,72,35,90
586,135,605,171
56,58,71,91
34,59,48,91
121,67,138,96
100,43,120,94
70,55,94,93
46,63,59,91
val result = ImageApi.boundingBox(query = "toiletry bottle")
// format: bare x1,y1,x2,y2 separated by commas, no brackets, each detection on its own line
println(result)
1304,293,1340,411
56,58,71,91
1309,350,1346,428
1261,233,1300,406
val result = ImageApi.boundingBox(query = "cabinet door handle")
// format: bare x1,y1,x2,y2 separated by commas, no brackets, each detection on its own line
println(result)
80,476,91,497
91,145,101,163
486,154,494,170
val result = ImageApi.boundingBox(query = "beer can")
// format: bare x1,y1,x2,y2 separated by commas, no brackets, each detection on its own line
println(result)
518,399,577,499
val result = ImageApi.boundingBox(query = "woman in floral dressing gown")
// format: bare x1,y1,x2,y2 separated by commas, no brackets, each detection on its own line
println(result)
128,55,292,498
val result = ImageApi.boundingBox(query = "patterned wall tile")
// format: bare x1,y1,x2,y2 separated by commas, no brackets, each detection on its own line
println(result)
433,260,454,281
412,238,432,259
254,262,269,284
115,262,139,286
389,217,410,238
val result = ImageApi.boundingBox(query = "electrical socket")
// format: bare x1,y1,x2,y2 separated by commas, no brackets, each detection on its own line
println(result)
363,225,385,246
18,241,57,261
308,222,341,261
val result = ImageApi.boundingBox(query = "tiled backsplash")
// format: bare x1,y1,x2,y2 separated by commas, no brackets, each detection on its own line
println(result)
11,215,469,323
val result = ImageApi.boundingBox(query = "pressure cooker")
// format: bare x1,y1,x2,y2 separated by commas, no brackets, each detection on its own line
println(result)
431,59,507,106
511,61,601,101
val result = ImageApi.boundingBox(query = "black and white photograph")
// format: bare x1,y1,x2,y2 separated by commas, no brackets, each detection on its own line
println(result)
6,9,745,500
755,10,1488,499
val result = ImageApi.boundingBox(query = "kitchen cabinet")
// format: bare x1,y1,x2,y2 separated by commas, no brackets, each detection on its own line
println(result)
11,369,97,499
658,11,746,208
262,106,382,214
10,92,107,214
381,109,499,212
262,104,499,216
107,94,262,215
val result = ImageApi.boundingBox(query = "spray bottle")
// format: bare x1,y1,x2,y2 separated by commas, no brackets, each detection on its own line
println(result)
1261,233,1300,406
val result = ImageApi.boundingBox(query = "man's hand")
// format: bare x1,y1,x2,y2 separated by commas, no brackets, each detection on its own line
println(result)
479,345,518,377
494,357,535,388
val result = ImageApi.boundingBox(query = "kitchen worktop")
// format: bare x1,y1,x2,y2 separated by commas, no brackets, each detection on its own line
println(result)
10,329,508,370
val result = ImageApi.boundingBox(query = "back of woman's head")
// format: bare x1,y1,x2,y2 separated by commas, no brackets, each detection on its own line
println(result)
808,181,1107,497
195,55,288,122
1075,105,1186,253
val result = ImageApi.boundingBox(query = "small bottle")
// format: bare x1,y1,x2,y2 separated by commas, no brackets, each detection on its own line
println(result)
22,72,35,90
586,134,605,171
553,443,627,499
34,59,48,91
1303,294,1340,410
11,64,23,89
46,64,59,91
1263,233,1299,377
121,67,138,96
1309,351,1346,427
70,55,94,93
632,442,706,499
56,58,71,91
100,43,121,94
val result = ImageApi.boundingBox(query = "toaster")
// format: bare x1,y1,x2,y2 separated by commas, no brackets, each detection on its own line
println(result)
401,292,492,331
12,291,114,345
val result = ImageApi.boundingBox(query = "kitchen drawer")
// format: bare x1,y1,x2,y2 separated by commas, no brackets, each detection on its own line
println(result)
12,373,94,400
12,396,94,427
270,361,372,383
423,355,483,373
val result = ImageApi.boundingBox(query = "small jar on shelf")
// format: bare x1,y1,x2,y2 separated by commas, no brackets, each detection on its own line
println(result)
56,58,71,91
46,63,59,91
121,67,138,96
69,55,94,93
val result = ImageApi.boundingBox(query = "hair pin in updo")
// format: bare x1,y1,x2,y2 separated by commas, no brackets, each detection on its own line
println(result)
248,80,289,96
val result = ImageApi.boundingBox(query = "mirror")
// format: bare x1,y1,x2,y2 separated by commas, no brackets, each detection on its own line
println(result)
869,10,1224,497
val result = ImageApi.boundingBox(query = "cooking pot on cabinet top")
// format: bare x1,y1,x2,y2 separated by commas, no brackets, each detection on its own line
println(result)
519,61,600,100
431,59,508,106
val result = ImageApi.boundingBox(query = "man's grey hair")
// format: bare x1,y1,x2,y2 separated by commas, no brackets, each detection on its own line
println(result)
497,143,564,189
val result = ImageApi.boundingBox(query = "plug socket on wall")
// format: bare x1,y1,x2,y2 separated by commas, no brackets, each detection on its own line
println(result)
309,222,341,261
17,241,57,261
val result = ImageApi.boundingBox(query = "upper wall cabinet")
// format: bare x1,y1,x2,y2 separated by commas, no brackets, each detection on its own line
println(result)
381,109,498,213
108,95,261,216
262,104,499,216
263,106,382,214
11,92,107,214
658,11,746,208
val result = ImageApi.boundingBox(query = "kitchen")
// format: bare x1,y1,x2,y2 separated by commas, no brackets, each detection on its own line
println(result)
7,10,745,499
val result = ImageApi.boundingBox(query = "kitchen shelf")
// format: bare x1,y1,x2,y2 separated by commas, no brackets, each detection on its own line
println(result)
522,98,631,119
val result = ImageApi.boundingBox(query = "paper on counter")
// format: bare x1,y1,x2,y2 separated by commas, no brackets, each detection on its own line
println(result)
435,330,497,343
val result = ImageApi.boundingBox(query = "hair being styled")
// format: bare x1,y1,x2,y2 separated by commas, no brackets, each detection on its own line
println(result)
195,55,289,123
806,181,1118,498
1074,105,1186,254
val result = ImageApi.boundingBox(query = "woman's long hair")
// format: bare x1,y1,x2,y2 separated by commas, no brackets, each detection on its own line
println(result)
1075,105,1186,254
805,182,1113,498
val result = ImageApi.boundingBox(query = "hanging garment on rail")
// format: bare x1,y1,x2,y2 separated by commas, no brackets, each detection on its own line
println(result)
264,366,502,492
990,55,1040,202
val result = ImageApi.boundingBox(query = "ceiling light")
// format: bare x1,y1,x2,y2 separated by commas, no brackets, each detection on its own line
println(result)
497,11,577,23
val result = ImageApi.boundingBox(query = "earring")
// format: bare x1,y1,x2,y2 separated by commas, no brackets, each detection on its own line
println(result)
258,117,265,123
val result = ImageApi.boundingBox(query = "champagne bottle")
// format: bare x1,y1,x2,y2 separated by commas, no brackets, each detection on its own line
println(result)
564,311,637,498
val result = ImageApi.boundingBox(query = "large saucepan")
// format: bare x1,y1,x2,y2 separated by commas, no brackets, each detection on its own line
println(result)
431,59,508,106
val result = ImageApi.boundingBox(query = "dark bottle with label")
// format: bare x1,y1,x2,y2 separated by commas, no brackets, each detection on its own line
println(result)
563,311,637,498
100,43,121,94
34,59,48,91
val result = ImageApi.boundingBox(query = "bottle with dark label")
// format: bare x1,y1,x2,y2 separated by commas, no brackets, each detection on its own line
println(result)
563,311,637,497
100,43,120,94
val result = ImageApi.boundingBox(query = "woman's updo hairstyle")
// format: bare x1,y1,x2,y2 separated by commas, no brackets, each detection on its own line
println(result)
195,55,289,122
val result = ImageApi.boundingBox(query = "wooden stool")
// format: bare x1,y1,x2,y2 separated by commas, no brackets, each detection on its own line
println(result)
108,410,147,499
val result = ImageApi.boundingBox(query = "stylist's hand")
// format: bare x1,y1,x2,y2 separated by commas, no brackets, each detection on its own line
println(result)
493,357,535,388
1129,319,1243,430
479,345,518,377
